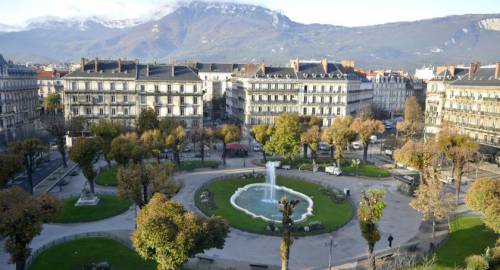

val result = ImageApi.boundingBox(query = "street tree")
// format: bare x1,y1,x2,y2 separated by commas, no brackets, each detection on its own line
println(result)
132,193,229,270
265,114,301,160
322,116,355,166
251,124,272,162
0,187,61,270
279,196,299,270
43,93,62,114
136,107,159,134
191,127,214,163
0,154,22,188
69,137,101,194
140,129,165,163
410,175,454,238
67,116,86,137
90,120,122,168
299,116,322,159
41,115,69,167
465,178,500,233
109,133,142,167
438,128,479,203
117,162,177,208
394,140,439,184
8,139,46,194
358,189,387,270
301,125,321,159
215,124,241,165
351,118,385,163
396,97,423,140
165,125,187,165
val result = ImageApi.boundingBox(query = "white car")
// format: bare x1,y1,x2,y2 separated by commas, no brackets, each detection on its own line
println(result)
319,143,330,151
370,135,378,143
352,142,362,150
325,166,342,176
384,149,393,156
253,144,262,152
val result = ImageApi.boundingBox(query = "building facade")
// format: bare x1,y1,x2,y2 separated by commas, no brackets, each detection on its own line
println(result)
37,69,68,111
63,58,203,129
425,62,500,151
369,72,407,115
0,54,39,145
227,59,373,133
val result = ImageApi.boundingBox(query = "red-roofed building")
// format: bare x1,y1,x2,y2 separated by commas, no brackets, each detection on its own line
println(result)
37,69,68,112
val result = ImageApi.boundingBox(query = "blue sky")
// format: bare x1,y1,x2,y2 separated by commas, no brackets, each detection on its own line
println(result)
1,0,499,27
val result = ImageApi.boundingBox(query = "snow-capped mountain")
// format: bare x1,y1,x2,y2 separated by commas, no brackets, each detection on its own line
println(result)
1,1,500,69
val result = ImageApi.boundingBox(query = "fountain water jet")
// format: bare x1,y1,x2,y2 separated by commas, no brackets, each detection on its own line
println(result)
264,161,278,203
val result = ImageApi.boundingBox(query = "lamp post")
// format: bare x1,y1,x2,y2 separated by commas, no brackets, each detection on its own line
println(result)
326,235,336,270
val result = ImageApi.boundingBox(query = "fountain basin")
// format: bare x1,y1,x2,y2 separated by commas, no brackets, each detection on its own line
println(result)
230,183,314,223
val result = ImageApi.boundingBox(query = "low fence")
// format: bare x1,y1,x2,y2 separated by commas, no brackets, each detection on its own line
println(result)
25,231,131,268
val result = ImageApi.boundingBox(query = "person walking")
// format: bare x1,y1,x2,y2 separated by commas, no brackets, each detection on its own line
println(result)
388,235,394,248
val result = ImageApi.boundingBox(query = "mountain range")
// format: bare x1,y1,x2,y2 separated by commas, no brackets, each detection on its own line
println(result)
1,1,500,70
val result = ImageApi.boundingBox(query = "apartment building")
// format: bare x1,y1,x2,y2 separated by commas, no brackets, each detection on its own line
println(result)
37,69,68,110
0,54,39,144
227,59,373,133
424,65,469,135
442,63,500,149
63,58,203,129
368,71,407,115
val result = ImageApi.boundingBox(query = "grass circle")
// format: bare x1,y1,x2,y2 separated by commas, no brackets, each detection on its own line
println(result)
195,176,353,236
28,237,155,270
53,195,131,223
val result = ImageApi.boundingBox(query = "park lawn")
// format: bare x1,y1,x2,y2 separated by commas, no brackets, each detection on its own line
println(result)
53,195,131,223
431,216,497,269
196,176,353,236
341,164,390,177
29,237,156,270
95,161,219,186
95,165,118,186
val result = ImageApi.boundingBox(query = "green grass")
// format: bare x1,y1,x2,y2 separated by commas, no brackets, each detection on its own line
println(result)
53,195,131,223
29,237,156,270
95,165,118,186
175,160,219,172
95,161,219,186
196,176,353,236
431,216,497,269
341,164,391,177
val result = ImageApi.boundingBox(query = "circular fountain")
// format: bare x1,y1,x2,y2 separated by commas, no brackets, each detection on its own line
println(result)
230,162,313,222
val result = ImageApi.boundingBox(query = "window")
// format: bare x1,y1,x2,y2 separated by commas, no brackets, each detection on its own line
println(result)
275,95,278,101
193,96,198,104
72,108,79,115
313,85,317,92
86,95,91,102
193,85,197,92
140,85,145,92
124,108,129,115
259,95,262,101
111,108,116,115
251,84,255,90
321,86,325,92
252,95,255,101
284,95,287,101
155,95,160,103
180,107,185,116
304,85,308,92
303,108,307,114
167,107,172,115
123,82,128,91
123,95,128,102
154,85,159,92
303,96,307,103
168,96,172,104
98,95,103,103
86,107,92,115
338,86,342,92
167,85,171,93
312,108,316,114
99,108,104,115
71,82,77,90
180,85,184,92
267,95,271,101
275,84,278,90
72,96,77,102
85,82,90,90
180,97,185,105
140,96,146,104
337,107,341,115
111,95,116,102
98,82,103,91
110,83,115,91
194,106,198,115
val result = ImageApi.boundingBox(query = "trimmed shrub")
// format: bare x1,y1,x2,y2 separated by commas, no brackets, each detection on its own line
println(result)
465,255,489,270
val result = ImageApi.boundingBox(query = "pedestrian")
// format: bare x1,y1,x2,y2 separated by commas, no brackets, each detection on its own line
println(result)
243,158,246,167
388,234,394,248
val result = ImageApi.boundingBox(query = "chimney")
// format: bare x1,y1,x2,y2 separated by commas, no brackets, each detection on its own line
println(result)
118,58,122,73
94,57,99,72
320,58,328,73
496,62,500,79
80,58,87,72
146,64,150,77
469,62,479,78
290,58,299,73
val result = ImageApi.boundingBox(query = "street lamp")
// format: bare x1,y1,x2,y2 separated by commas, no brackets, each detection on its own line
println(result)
325,235,336,270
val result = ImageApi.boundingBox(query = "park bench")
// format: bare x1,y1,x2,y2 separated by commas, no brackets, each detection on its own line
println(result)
249,263,269,268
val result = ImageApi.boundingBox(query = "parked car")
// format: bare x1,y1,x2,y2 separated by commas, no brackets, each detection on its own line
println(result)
370,135,378,143
253,144,262,152
439,176,455,184
319,143,330,151
325,166,342,176
351,142,362,150
384,149,393,157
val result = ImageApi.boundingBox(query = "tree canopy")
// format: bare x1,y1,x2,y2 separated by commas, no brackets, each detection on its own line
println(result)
43,93,62,113
215,124,241,165
132,193,229,270
0,154,22,188
264,114,301,160
69,137,101,193
90,120,122,167
351,118,385,162
397,96,424,140
465,178,500,233
322,116,355,166
394,140,439,183
141,129,165,163
137,107,159,134
8,138,46,194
